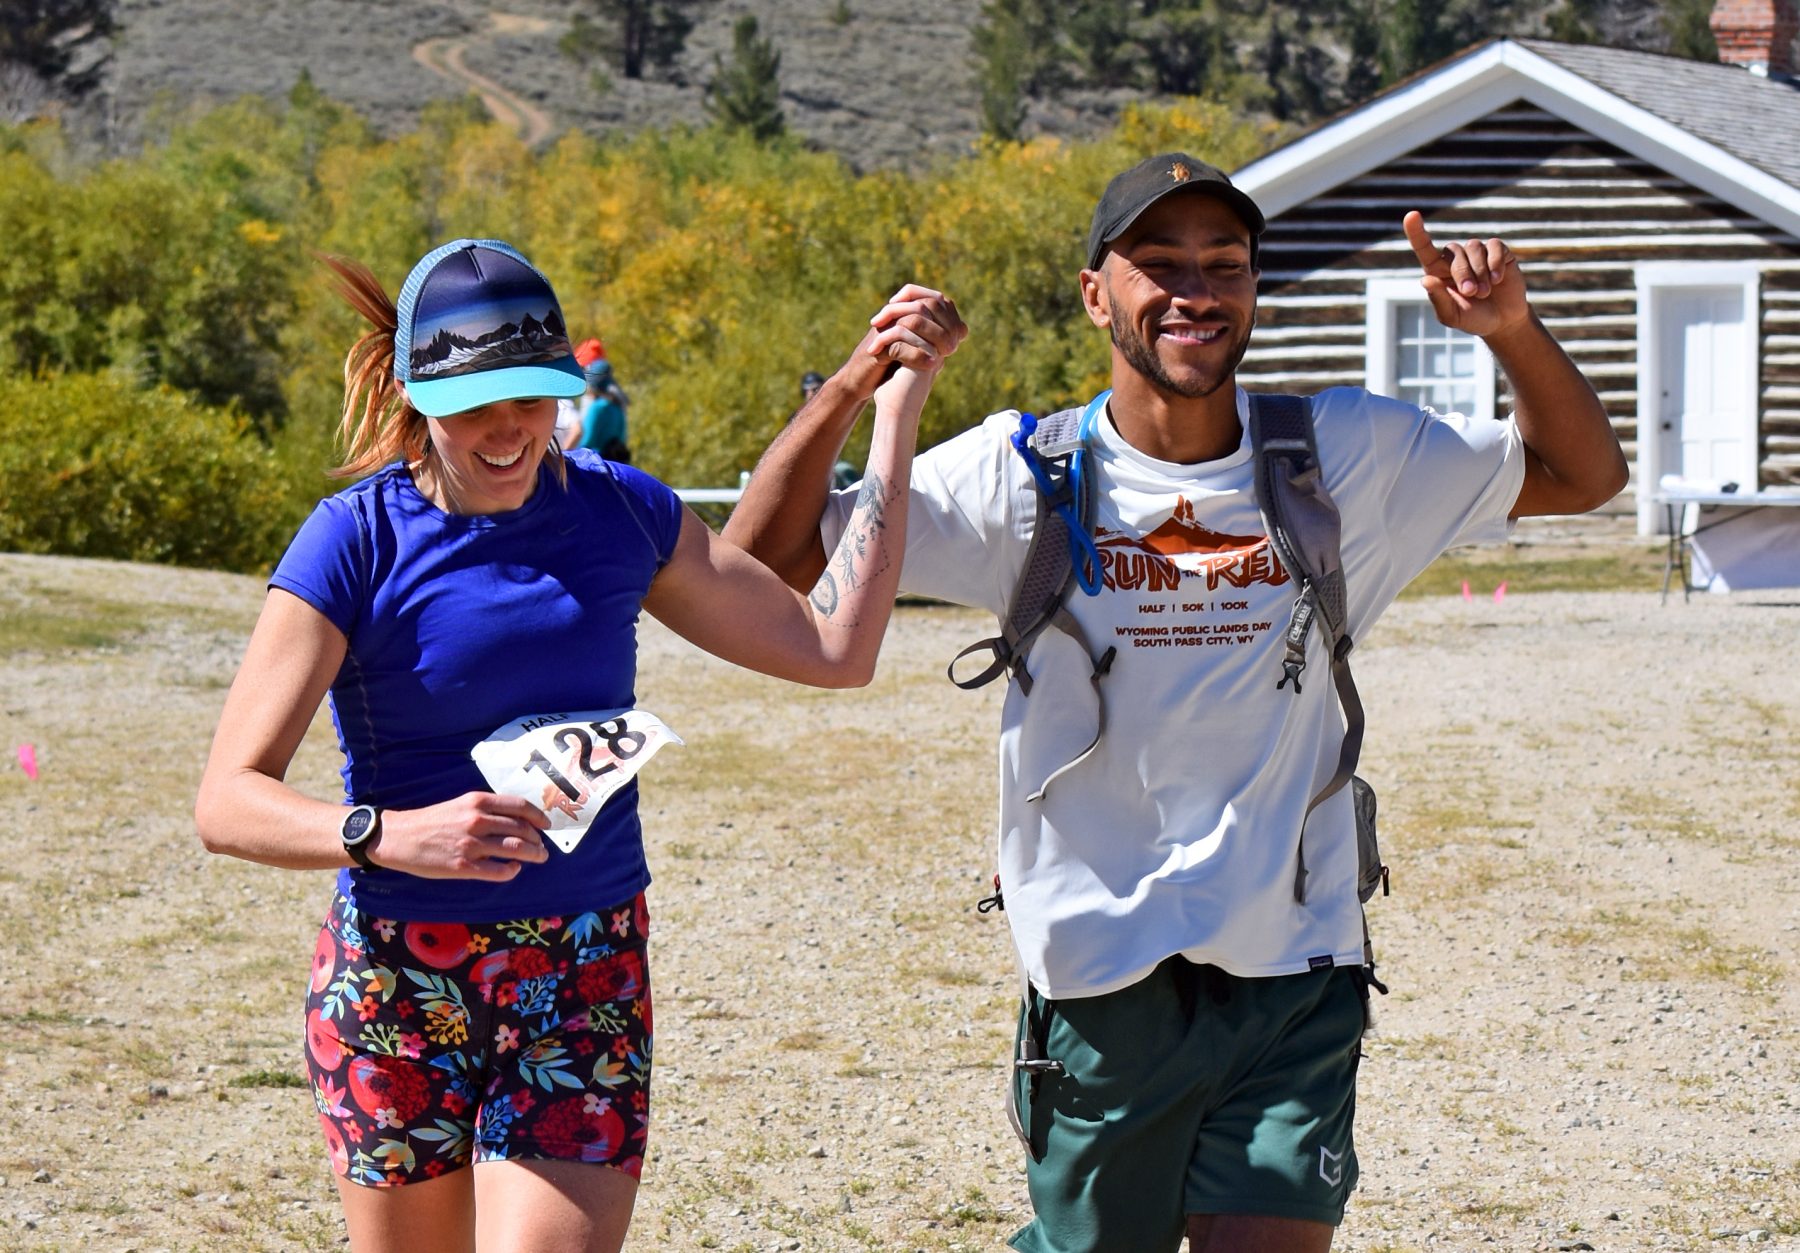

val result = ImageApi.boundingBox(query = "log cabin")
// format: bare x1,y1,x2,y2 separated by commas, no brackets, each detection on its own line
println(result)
1231,1,1800,533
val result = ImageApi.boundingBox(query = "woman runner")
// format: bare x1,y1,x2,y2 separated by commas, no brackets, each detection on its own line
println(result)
195,238,963,1251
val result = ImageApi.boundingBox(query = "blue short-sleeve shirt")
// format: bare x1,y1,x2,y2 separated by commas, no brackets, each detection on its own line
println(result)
270,450,683,921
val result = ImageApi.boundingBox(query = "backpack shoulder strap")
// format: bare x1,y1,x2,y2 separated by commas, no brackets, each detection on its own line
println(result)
947,403,1102,696
1247,393,1366,903
948,399,1117,802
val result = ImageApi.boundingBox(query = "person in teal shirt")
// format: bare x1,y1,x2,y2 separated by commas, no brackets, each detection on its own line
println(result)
576,359,630,462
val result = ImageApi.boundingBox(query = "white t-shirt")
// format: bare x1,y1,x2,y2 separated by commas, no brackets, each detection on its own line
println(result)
826,386,1524,998
554,398,581,446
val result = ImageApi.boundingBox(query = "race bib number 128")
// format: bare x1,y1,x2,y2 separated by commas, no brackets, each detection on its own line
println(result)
470,709,683,854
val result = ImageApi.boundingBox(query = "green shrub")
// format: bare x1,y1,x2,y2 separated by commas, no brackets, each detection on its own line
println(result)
0,145,297,426
0,93,1275,509
0,373,301,572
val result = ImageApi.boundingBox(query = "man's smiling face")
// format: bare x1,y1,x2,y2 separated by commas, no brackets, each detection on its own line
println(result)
1088,191,1260,401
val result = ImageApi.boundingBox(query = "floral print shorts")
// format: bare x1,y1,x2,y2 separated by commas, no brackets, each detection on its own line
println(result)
302,890,652,1188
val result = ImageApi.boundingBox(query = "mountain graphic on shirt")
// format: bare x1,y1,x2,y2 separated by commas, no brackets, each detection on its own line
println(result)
1097,497,1267,558
1094,497,1289,592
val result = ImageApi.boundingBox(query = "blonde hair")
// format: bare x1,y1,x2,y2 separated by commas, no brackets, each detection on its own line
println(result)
318,253,428,480
318,253,567,488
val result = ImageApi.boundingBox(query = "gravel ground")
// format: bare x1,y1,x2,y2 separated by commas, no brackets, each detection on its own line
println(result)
0,548,1796,1252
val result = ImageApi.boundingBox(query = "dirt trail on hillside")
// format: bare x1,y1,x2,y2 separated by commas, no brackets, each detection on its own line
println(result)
412,12,556,146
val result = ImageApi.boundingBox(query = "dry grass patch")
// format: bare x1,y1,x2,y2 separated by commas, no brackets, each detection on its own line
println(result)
1370,1032,1462,1062
1402,545,1665,599
1553,909,1783,994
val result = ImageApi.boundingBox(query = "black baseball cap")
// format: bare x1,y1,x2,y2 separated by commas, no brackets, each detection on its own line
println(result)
1085,153,1266,270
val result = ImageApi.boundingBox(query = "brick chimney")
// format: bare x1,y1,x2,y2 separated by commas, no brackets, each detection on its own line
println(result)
1710,0,1799,76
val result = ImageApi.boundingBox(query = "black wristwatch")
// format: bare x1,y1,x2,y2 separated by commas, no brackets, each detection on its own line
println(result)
340,804,384,871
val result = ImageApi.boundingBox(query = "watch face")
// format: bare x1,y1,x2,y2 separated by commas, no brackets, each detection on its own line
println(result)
343,807,376,845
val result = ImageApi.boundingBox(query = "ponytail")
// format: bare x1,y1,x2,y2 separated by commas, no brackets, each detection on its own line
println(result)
318,254,431,480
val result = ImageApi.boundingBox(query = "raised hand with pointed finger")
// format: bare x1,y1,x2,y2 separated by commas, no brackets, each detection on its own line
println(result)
1402,210,1531,340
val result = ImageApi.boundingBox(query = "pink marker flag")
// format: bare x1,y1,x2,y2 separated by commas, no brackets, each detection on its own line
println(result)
1493,580,1508,603
17,743,38,781
1460,580,1472,602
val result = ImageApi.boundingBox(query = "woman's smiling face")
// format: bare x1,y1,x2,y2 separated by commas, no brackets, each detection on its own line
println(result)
417,395,559,515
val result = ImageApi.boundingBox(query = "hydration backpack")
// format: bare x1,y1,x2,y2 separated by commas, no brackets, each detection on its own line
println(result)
951,390,1388,907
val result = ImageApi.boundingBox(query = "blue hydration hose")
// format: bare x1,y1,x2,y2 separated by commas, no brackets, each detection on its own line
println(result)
1009,390,1111,597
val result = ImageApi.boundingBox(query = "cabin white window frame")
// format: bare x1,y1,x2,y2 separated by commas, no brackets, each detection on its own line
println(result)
1633,262,1761,533
1364,278,1497,422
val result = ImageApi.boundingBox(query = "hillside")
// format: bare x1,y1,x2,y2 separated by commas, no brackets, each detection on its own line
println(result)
99,0,990,168
83,0,1707,169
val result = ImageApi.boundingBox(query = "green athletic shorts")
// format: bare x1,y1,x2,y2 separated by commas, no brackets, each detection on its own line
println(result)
1007,959,1367,1253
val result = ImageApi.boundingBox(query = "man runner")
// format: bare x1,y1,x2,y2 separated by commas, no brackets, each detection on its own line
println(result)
725,154,1626,1252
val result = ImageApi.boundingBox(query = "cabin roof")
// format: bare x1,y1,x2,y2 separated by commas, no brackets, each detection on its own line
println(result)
1517,38,1800,192
1233,38,1800,241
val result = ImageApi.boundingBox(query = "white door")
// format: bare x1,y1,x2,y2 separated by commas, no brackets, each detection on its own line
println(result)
1655,286,1754,488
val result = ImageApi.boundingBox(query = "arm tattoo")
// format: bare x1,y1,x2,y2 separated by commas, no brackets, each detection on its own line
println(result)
811,471,892,624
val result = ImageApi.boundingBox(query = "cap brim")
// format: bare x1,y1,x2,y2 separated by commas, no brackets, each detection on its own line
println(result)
407,359,586,418
1090,184,1266,269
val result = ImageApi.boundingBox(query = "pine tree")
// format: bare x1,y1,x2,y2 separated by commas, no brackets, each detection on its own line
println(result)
285,69,350,180
1338,0,1385,106
563,0,704,82
1261,11,1294,119
705,15,785,142
1380,0,1457,85
1067,0,1137,89
1545,0,1599,43
1663,0,1719,61
1140,1,1238,97
971,0,1075,140
972,0,1031,140
1270,7,1333,121
0,0,116,98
